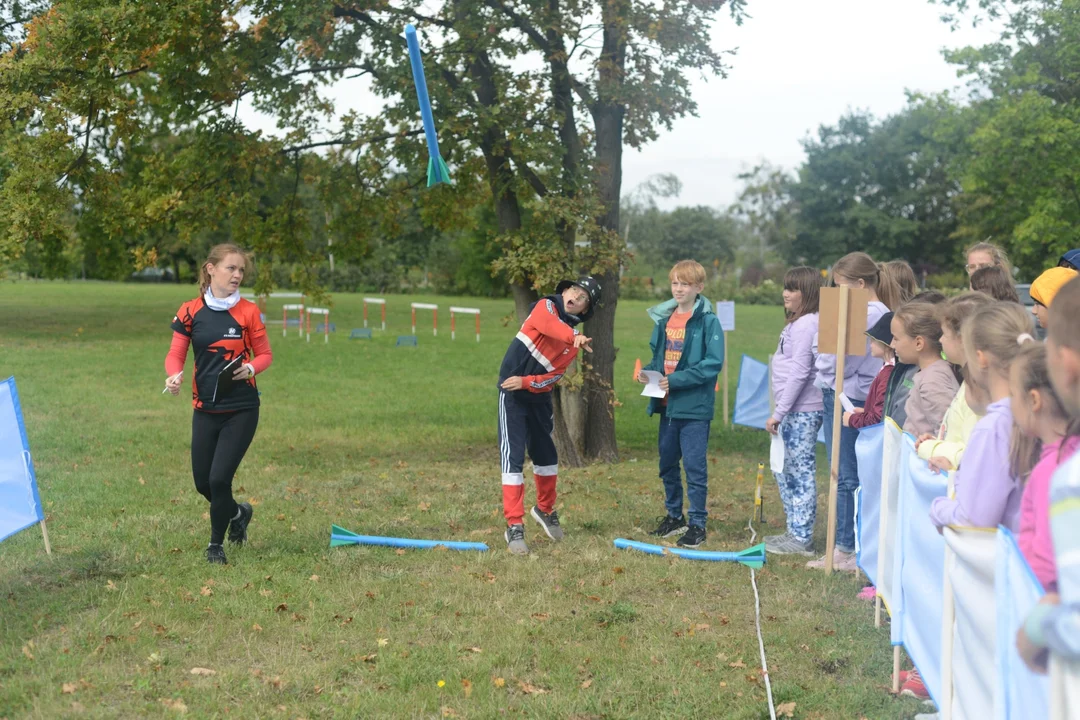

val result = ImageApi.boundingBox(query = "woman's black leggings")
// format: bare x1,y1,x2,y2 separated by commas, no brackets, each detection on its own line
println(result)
191,408,259,543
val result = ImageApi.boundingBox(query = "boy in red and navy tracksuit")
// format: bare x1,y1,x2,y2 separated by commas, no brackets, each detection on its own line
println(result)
497,276,602,555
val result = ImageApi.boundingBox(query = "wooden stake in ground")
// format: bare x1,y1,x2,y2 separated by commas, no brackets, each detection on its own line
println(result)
817,286,870,574
40,519,51,555
715,301,736,427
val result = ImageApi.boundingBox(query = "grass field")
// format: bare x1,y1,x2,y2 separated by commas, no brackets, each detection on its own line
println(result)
0,283,925,719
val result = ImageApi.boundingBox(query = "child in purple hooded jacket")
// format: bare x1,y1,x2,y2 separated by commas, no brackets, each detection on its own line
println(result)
765,268,824,556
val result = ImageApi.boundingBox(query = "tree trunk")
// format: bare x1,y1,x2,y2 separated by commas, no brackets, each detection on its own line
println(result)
582,0,629,463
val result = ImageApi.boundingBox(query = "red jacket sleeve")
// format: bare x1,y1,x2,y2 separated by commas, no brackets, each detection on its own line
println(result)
165,332,189,376
246,306,273,375
522,345,580,393
528,299,576,345
850,364,893,429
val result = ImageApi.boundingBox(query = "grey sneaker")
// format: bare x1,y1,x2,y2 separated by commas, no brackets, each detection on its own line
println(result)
765,533,815,556
505,524,529,555
530,506,564,541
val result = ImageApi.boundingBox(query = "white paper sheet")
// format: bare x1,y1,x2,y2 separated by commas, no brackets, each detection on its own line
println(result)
639,370,667,398
770,433,785,474
838,392,855,413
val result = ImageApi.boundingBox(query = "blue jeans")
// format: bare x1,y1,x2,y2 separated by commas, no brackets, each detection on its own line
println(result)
657,410,710,528
821,388,862,553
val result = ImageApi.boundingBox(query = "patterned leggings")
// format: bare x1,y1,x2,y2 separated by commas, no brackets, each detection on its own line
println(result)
773,411,823,544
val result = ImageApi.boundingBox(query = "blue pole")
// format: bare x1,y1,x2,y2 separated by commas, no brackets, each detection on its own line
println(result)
614,538,765,567
404,24,450,185
332,531,488,552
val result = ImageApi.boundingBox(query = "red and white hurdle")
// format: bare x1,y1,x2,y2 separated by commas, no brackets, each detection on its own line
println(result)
282,303,305,338
306,307,330,343
363,297,386,331
411,302,438,336
449,306,481,341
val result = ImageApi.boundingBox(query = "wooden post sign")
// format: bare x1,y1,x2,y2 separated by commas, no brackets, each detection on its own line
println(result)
817,286,871,574
715,301,735,426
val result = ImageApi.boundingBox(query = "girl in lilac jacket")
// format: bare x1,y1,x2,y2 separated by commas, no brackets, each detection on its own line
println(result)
764,268,824,556
808,253,907,569
930,303,1038,531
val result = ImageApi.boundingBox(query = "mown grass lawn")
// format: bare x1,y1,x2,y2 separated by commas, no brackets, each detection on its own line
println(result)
0,282,924,719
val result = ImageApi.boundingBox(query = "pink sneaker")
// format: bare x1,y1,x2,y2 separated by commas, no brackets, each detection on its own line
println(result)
806,549,858,572
857,585,877,601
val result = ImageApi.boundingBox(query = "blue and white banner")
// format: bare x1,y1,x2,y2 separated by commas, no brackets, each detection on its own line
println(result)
893,435,948,704
855,423,884,585
994,527,1050,720
732,355,770,430
0,377,44,545
879,419,903,631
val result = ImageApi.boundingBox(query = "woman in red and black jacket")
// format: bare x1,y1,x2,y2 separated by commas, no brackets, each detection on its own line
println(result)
164,243,272,564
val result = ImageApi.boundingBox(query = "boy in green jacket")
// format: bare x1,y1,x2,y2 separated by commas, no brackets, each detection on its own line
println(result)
638,260,725,547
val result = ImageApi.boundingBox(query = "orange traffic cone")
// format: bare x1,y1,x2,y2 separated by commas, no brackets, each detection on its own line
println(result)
715,379,720,392
633,358,642,382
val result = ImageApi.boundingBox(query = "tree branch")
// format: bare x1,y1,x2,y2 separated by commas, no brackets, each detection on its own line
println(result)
509,152,549,197
58,98,95,187
279,129,424,155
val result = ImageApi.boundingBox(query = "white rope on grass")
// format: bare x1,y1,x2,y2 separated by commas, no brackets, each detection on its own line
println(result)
747,515,778,720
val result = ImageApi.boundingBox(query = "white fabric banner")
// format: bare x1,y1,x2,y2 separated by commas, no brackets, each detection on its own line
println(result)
855,423,884,585
994,527,1050,720
943,528,997,720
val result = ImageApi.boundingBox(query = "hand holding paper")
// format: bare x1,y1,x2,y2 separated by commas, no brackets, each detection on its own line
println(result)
838,392,855,413
639,370,667,398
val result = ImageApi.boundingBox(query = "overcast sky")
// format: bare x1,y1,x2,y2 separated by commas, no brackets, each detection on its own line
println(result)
627,0,1000,209
239,0,1000,211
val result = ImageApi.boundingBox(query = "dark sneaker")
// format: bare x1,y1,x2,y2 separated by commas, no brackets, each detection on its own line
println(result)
505,524,529,555
228,502,253,545
677,525,706,548
207,543,227,564
650,515,688,538
530,506,564,541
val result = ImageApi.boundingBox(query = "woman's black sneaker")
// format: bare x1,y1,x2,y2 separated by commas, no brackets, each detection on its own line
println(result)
677,525,706,548
228,502,253,545
207,543,227,564
650,515,688,538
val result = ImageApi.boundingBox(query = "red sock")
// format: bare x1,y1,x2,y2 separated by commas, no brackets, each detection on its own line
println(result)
502,473,524,526
535,473,557,514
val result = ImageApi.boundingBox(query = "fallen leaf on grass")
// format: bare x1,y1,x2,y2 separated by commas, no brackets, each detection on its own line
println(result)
418,502,431,512
377,638,389,647
580,679,593,689
159,697,187,713
517,680,549,695
395,549,406,556
62,682,77,694
462,679,473,698
252,624,263,632
359,653,377,663
200,586,213,597
22,644,34,660
464,646,483,654
776,701,796,717
106,580,118,592
441,708,459,718
190,668,216,677
493,677,506,688
728,660,746,669
531,613,550,621
275,604,288,612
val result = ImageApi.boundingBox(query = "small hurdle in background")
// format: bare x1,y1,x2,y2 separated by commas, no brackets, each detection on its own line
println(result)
449,306,481,341
283,303,305,338
363,297,386,331
411,302,438,336
306,307,330,343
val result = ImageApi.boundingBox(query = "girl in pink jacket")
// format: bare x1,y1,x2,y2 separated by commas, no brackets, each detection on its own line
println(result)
1011,342,1080,591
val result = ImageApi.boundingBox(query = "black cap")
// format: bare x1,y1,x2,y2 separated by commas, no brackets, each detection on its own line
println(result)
866,312,894,346
555,276,603,321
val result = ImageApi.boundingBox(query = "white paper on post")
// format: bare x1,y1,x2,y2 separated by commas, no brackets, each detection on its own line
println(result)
770,434,785,474
838,392,855,413
639,370,667,398
715,301,736,332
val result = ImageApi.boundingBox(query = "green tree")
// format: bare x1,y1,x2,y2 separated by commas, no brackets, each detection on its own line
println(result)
936,0,1080,278
1,0,748,462
731,161,797,264
788,98,965,268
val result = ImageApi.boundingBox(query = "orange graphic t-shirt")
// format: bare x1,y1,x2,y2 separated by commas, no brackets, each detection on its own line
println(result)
661,310,691,405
